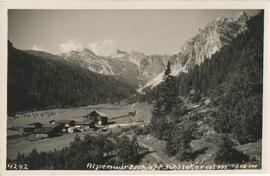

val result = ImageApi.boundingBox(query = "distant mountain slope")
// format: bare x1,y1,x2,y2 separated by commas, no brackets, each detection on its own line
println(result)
8,42,135,113
140,12,249,91
61,48,170,87
61,49,116,75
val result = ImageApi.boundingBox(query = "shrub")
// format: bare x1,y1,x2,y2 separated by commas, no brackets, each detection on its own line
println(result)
214,134,249,164
116,135,141,164
165,120,195,161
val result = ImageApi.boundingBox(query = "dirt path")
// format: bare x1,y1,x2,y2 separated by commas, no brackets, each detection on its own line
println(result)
136,97,212,165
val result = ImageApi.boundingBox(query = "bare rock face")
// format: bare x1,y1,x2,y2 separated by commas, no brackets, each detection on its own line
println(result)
174,11,248,72
141,11,249,90
61,49,116,75
61,48,170,85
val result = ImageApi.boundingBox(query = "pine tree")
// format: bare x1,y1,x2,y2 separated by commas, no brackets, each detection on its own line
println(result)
161,61,178,113
149,61,180,139
164,60,172,77
150,99,168,138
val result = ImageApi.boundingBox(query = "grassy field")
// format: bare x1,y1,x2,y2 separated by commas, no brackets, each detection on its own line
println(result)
7,101,261,168
7,103,152,160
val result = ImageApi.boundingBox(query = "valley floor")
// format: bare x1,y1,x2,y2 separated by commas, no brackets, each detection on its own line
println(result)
7,103,152,160
7,100,261,168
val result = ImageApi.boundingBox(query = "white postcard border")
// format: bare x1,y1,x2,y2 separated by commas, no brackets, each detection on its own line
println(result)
0,0,269,175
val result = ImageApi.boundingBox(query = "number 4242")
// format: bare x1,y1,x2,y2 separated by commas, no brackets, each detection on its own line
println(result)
7,163,28,170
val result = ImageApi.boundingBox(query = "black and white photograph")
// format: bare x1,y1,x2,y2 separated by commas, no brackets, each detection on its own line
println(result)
0,0,269,174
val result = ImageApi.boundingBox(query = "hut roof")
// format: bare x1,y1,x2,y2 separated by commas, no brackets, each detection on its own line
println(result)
28,122,43,126
75,121,94,125
59,120,76,124
86,110,108,117
35,127,55,134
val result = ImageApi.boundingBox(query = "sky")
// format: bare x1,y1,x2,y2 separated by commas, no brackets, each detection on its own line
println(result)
8,9,260,56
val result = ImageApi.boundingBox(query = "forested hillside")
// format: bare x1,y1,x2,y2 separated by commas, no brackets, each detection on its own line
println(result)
148,11,263,163
8,42,135,113
177,11,263,144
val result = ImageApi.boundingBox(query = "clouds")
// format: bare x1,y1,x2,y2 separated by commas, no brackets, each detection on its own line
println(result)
59,39,83,53
31,44,48,52
88,38,115,56
58,38,116,56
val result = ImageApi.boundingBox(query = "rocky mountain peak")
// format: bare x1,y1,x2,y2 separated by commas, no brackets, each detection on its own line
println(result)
115,49,127,55
110,49,129,59
234,11,248,23
139,11,249,91
82,48,96,56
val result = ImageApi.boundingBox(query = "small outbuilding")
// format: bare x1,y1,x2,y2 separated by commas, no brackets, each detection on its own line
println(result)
28,122,43,128
34,123,64,138
75,121,95,131
83,110,108,125
67,127,81,133
49,120,57,125
59,120,76,128
22,122,43,135
128,111,136,116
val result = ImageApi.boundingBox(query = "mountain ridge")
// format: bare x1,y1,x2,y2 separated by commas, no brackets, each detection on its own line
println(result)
139,11,249,91
8,41,135,113
25,11,251,92
60,47,171,86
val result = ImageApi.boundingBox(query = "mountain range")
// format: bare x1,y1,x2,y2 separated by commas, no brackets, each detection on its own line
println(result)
8,11,254,112
37,11,249,92
60,48,170,87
